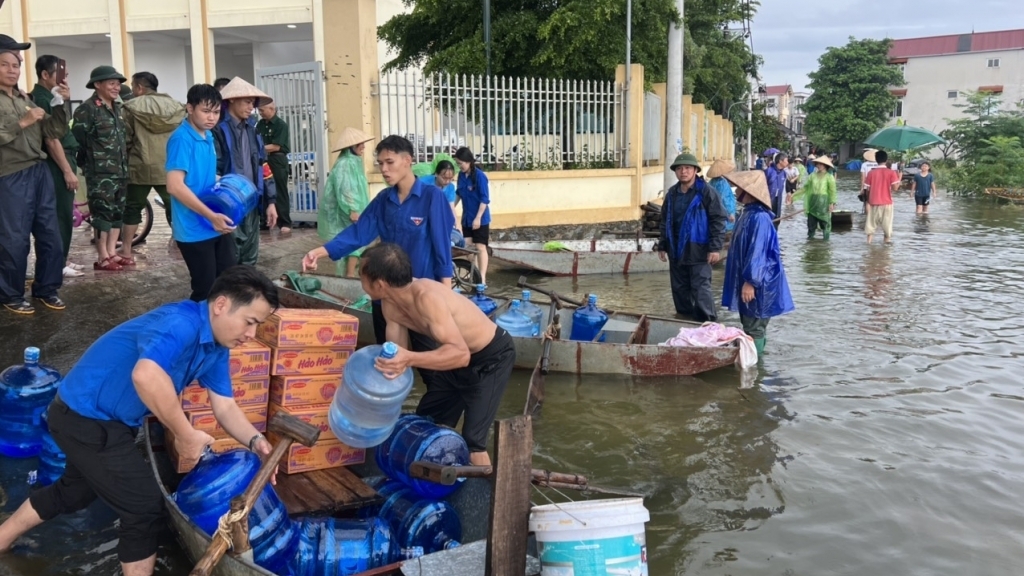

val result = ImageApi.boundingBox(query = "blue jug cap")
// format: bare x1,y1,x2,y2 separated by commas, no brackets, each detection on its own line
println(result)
24,347,40,363
510,300,520,310
521,289,531,300
476,284,486,292
587,294,598,305
380,342,399,359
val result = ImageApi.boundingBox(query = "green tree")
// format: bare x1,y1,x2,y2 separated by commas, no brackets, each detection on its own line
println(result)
377,0,759,114
802,37,904,148
747,101,787,155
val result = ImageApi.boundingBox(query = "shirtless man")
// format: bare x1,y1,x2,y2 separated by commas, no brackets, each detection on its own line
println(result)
359,242,515,466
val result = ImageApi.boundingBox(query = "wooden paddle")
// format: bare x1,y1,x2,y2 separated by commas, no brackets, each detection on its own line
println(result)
523,300,560,416
190,413,320,576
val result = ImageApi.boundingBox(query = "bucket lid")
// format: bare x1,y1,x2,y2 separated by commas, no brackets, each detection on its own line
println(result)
529,497,649,532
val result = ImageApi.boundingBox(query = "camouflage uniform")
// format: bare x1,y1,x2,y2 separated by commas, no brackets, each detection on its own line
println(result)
72,93,129,232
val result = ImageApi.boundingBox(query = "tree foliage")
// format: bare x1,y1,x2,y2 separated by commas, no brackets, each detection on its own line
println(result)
378,0,759,114
802,37,904,147
937,91,1024,194
742,101,787,155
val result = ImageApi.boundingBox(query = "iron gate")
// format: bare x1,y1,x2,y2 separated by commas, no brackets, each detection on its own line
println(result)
256,62,326,223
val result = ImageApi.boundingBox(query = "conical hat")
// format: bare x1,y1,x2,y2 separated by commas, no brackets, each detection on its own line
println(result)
812,155,834,169
862,148,877,162
219,77,273,105
706,159,736,179
724,170,772,211
332,127,374,152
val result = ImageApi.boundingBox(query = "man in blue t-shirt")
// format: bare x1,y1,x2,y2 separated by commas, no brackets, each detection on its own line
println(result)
165,84,238,301
0,266,279,576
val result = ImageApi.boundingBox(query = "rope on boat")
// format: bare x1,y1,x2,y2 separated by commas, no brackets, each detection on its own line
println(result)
212,507,248,549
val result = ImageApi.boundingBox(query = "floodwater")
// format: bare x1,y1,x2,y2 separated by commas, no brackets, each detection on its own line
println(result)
3,174,1024,574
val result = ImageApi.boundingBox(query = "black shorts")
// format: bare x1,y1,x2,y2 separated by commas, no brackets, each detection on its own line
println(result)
785,180,797,193
415,327,515,452
915,194,931,206
462,224,490,245
30,396,166,563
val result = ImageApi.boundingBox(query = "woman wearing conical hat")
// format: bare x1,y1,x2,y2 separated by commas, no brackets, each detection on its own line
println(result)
319,127,373,277
795,156,837,240
721,170,795,357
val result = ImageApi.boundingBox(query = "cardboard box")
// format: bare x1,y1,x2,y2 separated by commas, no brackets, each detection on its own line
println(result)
185,404,268,439
271,348,351,376
180,378,271,411
257,308,360,349
165,427,246,473
268,402,334,441
269,374,341,407
230,341,272,379
269,433,365,474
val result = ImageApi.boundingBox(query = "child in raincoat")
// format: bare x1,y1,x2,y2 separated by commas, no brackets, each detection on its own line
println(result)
721,170,795,357
795,156,837,240
320,127,373,277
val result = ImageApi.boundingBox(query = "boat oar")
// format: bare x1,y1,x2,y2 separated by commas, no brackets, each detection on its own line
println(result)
517,277,593,312
407,462,641,497
523,301,560,416
189,413,320,576
773,208,804,223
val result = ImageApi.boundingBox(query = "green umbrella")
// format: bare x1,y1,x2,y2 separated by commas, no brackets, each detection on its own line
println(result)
864,125,945,152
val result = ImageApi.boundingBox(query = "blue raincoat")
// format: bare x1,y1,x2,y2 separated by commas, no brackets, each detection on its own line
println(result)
663,177,709,261
721,203,795,319
709,176,736,232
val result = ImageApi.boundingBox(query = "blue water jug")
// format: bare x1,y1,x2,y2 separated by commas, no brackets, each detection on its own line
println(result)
376,415,470,499
372,479,462,554
329,342,414,448
289,516,394,576
470,284,497,316
450,228,466,248
519,290,544,337
29,410,65,487
198,173,258,230
569,294,608,343
0,347,62,458
496,301,535,338
174,449,299,575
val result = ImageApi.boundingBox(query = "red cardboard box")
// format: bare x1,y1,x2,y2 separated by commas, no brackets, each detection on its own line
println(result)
271,348,351,376
180,378,270,411
185,404,268,439
257,308,359,349
269,374,341,407
230,341,272,379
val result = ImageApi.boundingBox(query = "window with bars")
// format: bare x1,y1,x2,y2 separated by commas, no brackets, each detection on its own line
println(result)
947,90,958,99
987,58,1000,68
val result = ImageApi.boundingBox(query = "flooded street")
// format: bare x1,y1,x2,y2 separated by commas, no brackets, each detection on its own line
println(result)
3,174,1024,574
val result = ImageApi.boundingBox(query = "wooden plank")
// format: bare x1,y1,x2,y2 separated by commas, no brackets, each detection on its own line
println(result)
276,467,380,515
485,416,533,576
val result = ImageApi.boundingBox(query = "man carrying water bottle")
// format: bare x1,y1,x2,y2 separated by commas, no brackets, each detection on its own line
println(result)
357,243,515,467
0,266,277,576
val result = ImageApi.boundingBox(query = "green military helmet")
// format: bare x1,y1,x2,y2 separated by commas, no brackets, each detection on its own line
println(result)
118,83,134,101
670,152,701,172
86,65,127,90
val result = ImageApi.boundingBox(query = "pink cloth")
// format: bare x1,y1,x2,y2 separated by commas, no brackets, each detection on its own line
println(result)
660,322,759,369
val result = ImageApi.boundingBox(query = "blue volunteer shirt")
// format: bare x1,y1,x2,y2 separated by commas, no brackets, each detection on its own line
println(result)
166,120,220,243
456,169,491,227
324,178,455,280
418,174,457,204
59,301,232,427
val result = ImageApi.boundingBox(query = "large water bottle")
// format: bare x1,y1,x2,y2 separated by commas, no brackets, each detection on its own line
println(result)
289,516,394,576
569,294,608,343
370,478,462,554
375,415,470,499
519,290,544,337
174,449,299,575
197,173,258,229
469,284,497,316
0,347,62,458
29,410,65,487
496,301,535,338
328,342,414,448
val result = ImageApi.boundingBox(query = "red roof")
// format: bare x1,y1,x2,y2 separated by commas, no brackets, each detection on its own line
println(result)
889,28,1024,59
765,84,792,96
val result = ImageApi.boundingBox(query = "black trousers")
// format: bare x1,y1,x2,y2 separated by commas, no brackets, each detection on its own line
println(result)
267,154,291,228
177,233,237,301
669,259,717,321
0,163,63,303
30,397,165,563
771,194,783,220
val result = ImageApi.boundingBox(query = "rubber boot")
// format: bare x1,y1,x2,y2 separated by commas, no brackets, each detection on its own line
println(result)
754,338,766,357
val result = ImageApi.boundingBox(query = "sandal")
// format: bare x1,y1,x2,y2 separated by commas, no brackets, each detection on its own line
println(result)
112,255,137,267
93,257,124,271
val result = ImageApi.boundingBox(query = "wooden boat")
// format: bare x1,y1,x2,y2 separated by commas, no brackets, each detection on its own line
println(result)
144,412,520,575
275,273,739,377
488,238,666,275
831,210,856,228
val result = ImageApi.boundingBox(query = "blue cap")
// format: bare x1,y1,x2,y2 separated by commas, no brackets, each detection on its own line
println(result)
521,289,531,300
476,284,486,292
510,300,520,309
380,341,398,359
24,347,40,363
587,294,597,305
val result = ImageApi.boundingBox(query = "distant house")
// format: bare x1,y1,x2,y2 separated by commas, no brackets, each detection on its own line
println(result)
762,84,793,127
888,28,1024,134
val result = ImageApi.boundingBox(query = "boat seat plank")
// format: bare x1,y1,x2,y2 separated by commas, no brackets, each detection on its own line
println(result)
276,466,381,515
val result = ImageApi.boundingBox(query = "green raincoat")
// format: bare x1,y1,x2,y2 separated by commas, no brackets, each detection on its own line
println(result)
796,171,837,229
320,150,370,272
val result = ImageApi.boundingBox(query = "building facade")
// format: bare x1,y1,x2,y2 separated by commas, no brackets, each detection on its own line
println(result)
888,29,1024,134
763,84,793,127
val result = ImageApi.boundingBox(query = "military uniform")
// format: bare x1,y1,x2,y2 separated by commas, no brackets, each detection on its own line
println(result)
72,84,129,233
256,113,291,229
30,83,79,261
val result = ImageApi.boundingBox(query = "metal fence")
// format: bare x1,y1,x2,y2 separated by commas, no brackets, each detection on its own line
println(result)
375,71,627,170
642,92,662,163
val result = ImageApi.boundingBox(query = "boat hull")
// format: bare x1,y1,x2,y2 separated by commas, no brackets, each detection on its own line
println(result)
490,239,666,276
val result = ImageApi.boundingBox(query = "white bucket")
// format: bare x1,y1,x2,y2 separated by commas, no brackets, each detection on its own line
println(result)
529,497,650,576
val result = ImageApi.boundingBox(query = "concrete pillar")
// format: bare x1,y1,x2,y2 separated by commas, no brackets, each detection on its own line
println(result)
321,0,379,172
13,0,31,88
616,63,644,215
108,0,132,76
682,95,692,151
188,0,214,84
691,103,705,162
652,82,666,165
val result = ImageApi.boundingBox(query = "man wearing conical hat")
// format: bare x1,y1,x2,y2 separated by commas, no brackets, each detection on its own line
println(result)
658,153,728,321
211,77,277,266
721,170,795,357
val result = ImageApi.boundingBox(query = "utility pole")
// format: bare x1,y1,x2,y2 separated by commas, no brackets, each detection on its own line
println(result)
664,0,684,191
483,0,492,158
483,0,492,77
624,0,632,166
746,78,754,169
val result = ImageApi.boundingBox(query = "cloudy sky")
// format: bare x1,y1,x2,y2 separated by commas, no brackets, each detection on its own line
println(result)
751,0,1022,91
